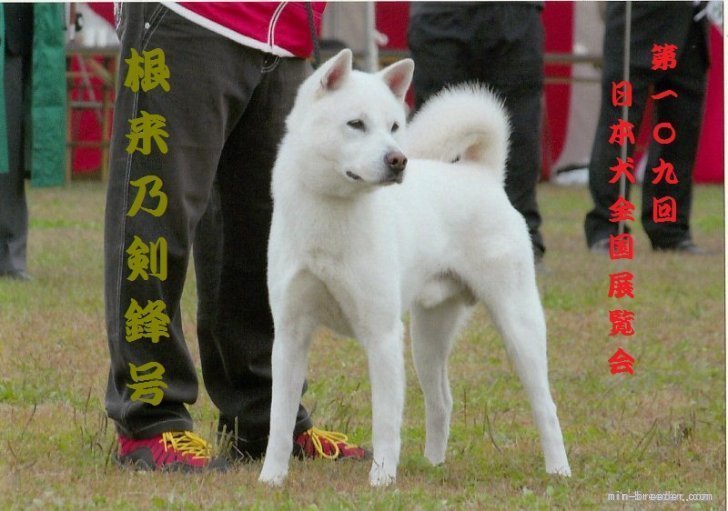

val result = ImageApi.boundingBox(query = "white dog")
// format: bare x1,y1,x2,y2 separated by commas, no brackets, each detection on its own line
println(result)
259,49,571,487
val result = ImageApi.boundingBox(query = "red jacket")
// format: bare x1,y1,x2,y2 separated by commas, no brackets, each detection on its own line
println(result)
165,2,326,58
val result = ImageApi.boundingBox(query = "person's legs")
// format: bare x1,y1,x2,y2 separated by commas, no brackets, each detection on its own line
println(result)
196,54,370,461
641,20,707,249
500,85,545,258
472,4,546,258
196,55,313,460
104,4,265,441
583,74,651,248
584,4,654,249
407,8,472,110
0,53,29,276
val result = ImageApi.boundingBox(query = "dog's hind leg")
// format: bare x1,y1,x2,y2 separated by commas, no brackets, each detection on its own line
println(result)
259,317,316,485
469,263,571,476
410,299,470,465
360,321,406,486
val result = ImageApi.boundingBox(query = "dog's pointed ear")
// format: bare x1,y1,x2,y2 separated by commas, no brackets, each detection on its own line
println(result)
319,49,353,92
378,59,414,102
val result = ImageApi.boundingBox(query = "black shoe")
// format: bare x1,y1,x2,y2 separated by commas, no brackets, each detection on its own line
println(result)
217,418,267,462
533,246,551,273
223,435,267,463
654,240,707,255
589,238,610,254
0,270,32,281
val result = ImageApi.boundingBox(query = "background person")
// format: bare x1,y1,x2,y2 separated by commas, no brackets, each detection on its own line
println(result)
0,4,66,281
408,1,548,264
584,1,710,254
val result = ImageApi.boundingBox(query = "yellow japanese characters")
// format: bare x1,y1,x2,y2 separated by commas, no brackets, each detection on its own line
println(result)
127,361,168,406
122,47,172,404
127,235,168,281
124,48,171,92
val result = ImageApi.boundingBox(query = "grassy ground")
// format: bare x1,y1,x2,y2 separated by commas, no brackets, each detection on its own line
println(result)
0,181,724,510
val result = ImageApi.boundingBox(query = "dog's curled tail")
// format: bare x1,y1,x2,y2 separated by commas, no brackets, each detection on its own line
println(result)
405,83,510,182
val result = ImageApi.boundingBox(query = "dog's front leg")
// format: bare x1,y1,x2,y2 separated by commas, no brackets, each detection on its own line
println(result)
362,322,405,487
259,319,313,485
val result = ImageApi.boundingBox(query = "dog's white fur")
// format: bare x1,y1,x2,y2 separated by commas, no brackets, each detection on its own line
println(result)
259,49,571,486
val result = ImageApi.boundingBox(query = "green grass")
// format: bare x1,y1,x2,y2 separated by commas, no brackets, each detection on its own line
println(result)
0,181,724,510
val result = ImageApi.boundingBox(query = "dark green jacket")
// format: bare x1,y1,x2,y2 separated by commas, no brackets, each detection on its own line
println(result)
0,3,66,187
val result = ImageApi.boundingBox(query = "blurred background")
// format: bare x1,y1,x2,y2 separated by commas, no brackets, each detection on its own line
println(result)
66,2,723,187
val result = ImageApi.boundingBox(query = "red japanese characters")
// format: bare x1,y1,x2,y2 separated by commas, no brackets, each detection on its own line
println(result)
604,41,683,375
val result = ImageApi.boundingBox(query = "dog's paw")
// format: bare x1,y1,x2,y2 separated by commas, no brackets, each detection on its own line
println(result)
369,464,396,487
258,468,288,486
424,447,446,466
546,464,572,477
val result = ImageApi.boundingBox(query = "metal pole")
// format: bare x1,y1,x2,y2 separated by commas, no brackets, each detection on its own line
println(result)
364,1,379,72
618,1,632,235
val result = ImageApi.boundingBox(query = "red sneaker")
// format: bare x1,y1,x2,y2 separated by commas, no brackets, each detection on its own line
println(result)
293,427,369,460
116,431,226,472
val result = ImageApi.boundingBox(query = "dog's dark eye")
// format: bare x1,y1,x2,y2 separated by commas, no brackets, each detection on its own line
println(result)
391,122,400,133
347,119,366,131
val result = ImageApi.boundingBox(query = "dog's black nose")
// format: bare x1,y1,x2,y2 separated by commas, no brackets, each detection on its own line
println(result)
385,151,408,175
